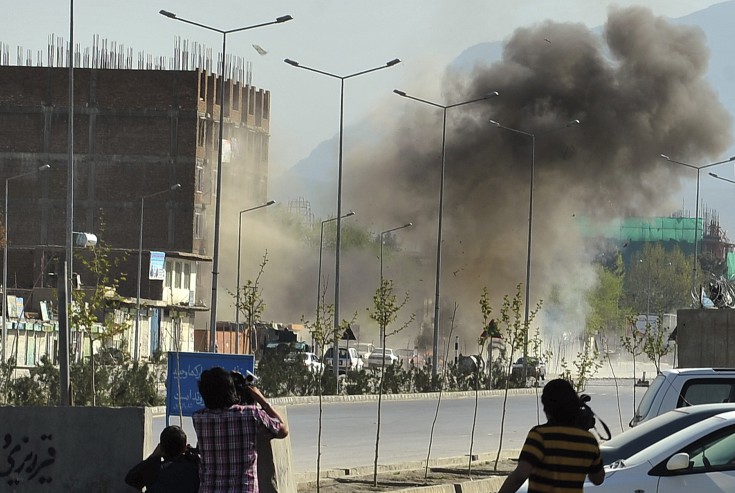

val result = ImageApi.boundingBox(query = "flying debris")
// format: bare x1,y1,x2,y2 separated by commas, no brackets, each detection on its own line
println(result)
252,44,268,56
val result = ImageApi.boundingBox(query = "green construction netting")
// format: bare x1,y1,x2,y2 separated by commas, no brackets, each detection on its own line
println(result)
579,217,701,243
728,251,735,281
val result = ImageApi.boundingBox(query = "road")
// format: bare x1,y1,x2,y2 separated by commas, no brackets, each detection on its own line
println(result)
156,380,646,473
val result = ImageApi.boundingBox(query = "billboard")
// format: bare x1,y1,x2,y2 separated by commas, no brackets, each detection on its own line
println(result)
149,251,166,281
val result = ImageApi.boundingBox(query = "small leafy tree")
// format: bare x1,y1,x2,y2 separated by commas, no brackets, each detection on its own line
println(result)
69,226,129,405
232,251,268,354
368,278,414,486
468,288,494,475
424,303,459,479
495,284,540,470
622,314,672,375
301,282,339,493
559,336,603,392
642,316,673,374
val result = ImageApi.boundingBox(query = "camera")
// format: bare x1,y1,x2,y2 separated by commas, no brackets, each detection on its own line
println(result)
575,394,611,440
231,370,257,405
576,394,596,430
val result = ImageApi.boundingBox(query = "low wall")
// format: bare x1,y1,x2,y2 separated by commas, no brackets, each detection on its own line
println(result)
0,405,295,493
0,406,152,492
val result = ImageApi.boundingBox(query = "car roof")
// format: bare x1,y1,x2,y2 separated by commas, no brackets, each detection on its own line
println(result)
601,403,735,464
661,368,735,375
615,408,735,466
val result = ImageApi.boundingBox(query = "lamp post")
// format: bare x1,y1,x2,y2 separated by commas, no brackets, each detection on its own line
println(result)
285,57,401,378
489,119,580,380
235,200,275,354
710,172,735,186
2,164,50,364
660,154,735,296
160,10,293,352
393,89,499,376
316,211,355,335
135,183,181,362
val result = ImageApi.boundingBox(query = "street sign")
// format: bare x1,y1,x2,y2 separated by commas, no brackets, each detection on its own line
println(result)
165,351,255,421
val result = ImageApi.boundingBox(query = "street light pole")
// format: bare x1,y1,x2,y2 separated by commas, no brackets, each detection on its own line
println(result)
235,200,275,354
316,211,355,338
135,183,180,362
2,164,50,364
285,57,401,378
660,154,735,298
393,89,499,376
489,119,579,381
160,10,293,352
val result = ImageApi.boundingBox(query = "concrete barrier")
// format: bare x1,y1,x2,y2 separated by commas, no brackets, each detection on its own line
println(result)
0,406,152,492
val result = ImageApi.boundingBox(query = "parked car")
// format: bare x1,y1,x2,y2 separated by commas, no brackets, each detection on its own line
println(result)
630,367,735,427
516,409,735,492
601,403,735,465
285,351,324,374
367,348,399,368
592,410,735,492
511,356,546,380
323,346,364,374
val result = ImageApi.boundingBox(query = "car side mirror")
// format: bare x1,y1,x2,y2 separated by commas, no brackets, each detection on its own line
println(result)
666,453,690,471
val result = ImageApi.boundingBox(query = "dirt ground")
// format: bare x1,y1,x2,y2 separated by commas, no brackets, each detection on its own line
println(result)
297,458,517,493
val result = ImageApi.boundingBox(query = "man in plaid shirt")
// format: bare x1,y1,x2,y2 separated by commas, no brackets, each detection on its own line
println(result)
193,367,288,493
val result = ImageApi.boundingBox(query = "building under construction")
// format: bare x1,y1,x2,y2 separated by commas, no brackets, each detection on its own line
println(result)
0,36,271,364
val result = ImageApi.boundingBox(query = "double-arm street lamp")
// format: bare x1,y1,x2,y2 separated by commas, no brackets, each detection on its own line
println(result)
316,211,355,331
160,9,293,352
285,57,401,377
2,164,51,363
135,183,181,362
659,154,735,294
393,89,499,376
235,200,275,354
489,119,580,380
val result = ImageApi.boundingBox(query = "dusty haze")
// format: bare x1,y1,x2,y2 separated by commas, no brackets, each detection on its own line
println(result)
221,7,732,358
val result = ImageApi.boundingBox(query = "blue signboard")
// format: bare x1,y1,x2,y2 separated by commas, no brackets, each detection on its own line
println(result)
165,351,255,421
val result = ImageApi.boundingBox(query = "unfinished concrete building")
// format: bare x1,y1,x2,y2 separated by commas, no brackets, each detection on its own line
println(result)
0,40,271,363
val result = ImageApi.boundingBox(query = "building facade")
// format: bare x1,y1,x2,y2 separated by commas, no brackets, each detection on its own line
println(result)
0,64,271,363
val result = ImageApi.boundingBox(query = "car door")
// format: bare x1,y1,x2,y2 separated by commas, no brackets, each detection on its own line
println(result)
653,425,735,493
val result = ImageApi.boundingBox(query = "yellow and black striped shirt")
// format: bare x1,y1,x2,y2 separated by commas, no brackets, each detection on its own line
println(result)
519,424,603,493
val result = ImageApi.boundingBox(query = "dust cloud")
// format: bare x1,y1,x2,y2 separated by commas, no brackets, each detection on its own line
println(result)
226,7,732,357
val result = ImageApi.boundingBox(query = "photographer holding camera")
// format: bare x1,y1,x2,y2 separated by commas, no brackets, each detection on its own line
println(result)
498,378,605,493
193,367,288,493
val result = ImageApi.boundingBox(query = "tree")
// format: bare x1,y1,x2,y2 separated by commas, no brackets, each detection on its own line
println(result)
368,278,414,486
587,252,633,341
232,251,268,354
622,314,672,376
69,228,129,405
624,243,691,314
494,284,540,470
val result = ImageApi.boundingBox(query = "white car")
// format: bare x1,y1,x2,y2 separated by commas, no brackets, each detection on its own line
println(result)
517,410,735,492
285,352,324,374
630,368,735,427
367,348,399,368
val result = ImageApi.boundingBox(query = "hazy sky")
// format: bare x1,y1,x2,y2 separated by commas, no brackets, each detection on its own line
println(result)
1,0,726,174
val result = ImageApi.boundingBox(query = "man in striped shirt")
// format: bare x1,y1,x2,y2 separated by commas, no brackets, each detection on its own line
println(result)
498,378,605,493
193,367,288,493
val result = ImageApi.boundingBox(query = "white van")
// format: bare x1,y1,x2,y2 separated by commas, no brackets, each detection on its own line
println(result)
630,368,735,427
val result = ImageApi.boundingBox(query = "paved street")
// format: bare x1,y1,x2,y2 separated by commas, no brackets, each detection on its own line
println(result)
156,379,645,473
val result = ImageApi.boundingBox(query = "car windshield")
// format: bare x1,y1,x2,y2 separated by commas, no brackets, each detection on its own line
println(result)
632,373,666,423
620,414,728,467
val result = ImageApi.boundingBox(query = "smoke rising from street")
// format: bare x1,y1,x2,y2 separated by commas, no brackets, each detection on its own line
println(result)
229,7,732,354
